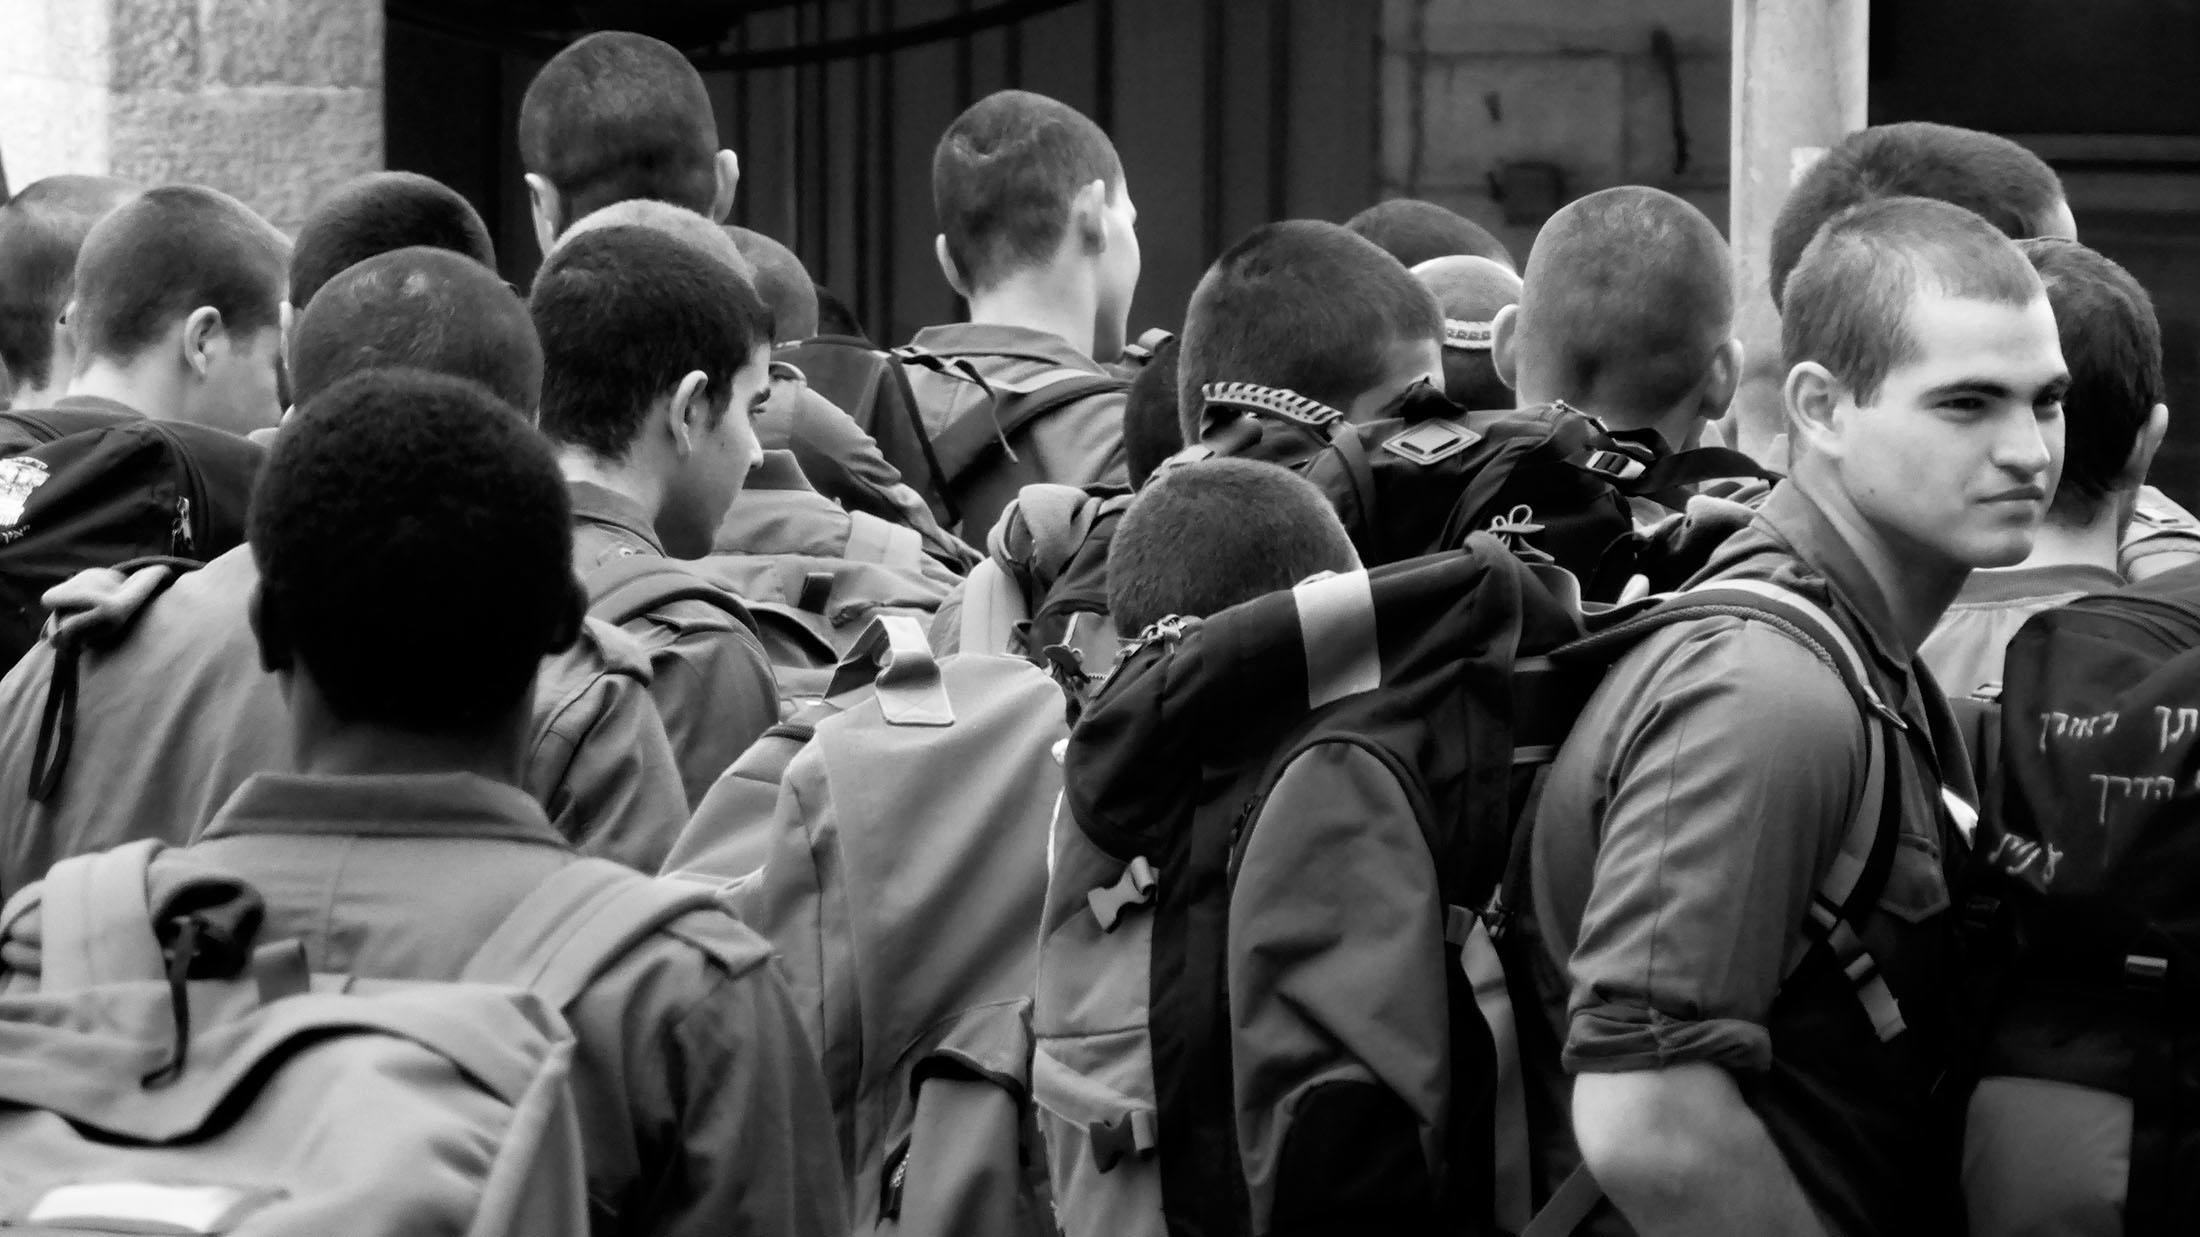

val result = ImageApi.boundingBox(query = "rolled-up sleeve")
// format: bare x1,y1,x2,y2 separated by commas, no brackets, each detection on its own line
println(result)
1552,620,1865,1076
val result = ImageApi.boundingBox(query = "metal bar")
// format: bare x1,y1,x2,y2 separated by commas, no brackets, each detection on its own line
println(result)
954,0,977,109
874,0,899,342
854,0,874,323
1092,0,1115,133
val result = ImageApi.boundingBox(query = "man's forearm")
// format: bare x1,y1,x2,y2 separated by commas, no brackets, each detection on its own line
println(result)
1573,1063,1830,1237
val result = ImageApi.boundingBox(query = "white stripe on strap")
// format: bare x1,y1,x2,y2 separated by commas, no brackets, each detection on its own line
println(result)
844,513,923,571
1293,570,1381,708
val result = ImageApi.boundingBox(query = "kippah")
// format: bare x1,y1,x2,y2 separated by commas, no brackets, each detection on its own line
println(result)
1443,319,1495,352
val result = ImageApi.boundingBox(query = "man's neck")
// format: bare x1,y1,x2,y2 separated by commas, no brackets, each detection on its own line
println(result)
1793,467,1968,650
558,449,666,523
68,358,180,421
2011,510,2123,577
1517,376,1697,453
292,721,528,784
963,268,1099,360
10,379,68,411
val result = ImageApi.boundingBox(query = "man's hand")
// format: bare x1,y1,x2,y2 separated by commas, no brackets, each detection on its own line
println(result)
1573,1063,1830,1237
40,563,174,648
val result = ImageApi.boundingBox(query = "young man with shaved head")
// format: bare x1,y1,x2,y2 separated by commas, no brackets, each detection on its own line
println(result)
1347,197,1516,271
1412,253,1521,412
1535,197,2067,1236
1493,186,1742,455
0,175,136,415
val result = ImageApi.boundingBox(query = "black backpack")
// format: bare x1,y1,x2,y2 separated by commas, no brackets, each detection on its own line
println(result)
0,418,262,671
1042,543,1912,1237
1302,399,1775,599
1964,565,2200,1235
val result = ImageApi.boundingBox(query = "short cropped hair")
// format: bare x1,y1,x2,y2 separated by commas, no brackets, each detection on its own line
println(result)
1123,333,1183,489
289,172,495,310
518,31,721,230
252,368,576,732
1515,187,1733,418
70,185,287,366
532,225,771,460
1413,255,1521,411
933,89,1124,293
2021,238,2163,523
1771,122,2065,307
1178,220,1442,442
1783,196,2044,406
1346,199,1515,270
1108,458,1358,634
557,199,752,280
727,226,818,341
291,247,542,411
0,176,135,389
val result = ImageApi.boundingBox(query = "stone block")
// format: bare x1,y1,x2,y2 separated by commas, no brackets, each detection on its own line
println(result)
109,88,383,231
1412,53,1627,194
206,0,381,88
110,0,200,92
1386,0,1729,58
1619,50,1730,185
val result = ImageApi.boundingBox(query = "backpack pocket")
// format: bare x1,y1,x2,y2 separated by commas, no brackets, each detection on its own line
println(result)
1031,1031,1165,1237
1033,833,1165,1237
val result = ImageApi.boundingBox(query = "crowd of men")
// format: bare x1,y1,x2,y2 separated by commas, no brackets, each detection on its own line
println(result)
0,24,2182,1237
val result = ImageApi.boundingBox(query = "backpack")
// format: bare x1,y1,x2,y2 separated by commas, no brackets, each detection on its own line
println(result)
662,616,1070,1235
1177,381,1351,473
0,419,262,672
1961,568,2200,1235
1036,545,1914,1237
1301,400,1775,599
779,336,954,528
894,345,1130,541
947,483,1130,689
582,551,845,710
0,839,727,1236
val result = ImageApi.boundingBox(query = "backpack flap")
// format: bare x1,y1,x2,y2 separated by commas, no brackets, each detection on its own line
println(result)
879,999,1053,1237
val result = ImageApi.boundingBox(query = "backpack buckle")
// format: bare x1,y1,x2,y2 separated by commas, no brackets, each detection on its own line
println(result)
1581,449,1647,482
1087,856,1158,932
1381,420,1480,466
1089,1109,1159,1172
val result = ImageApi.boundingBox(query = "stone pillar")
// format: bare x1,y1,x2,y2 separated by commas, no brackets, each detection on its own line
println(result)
1727,0,1868,459
0,0,384,233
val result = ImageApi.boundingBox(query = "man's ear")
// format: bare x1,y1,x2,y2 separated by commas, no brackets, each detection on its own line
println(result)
181,307,223,378
525,173,562,260
1783,361,1846,459
1490,303,1521,391
248,585,293,674
1700,337,1744,420
2124,402,2172,487
279,301,296,378
665,370,712,456
934,234,972,299
1069,178,1109,254
709,149,741,223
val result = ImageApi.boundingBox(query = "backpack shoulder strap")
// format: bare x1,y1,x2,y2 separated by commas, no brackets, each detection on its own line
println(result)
1650,579,1910,1040
925,367,1129,486
34,838,167,990
463,858,724,1010
958,558,1027,657
586,555,754,632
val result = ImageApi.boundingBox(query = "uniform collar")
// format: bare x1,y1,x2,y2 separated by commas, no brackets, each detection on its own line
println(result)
200,771,568,849
746,449,814,493
1951,561,2124,606
566,479,665,555
906,322,1104,372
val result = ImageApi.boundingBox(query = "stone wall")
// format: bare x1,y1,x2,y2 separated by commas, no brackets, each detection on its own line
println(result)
1380,0,1731,259
0,0,384,233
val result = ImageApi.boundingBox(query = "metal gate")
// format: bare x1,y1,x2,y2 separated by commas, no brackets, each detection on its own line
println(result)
386,0,1381,346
